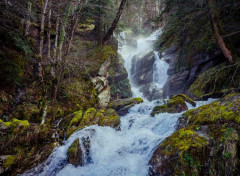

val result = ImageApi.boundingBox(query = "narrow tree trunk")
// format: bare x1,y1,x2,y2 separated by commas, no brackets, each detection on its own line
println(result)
47,0,52,60
103,0,127,45
25,1,32,36
39,0,49,76
207,0,233,63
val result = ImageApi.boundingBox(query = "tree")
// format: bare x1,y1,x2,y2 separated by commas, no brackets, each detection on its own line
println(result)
103,0,127,44
207,0,233,63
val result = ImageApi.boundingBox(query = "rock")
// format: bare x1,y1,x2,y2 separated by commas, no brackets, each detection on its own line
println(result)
97,108,120,128
170,94,196,107
67,137,92,166
151,94,189,116
131,51,155,86
139,83,163,101
67,139,82,166
108,54,132,99
163,70,189,97
109,97,143,116
98,87,111,108
149,93,240,176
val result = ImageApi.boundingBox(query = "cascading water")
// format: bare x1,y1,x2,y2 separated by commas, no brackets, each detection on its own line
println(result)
22,31,216,176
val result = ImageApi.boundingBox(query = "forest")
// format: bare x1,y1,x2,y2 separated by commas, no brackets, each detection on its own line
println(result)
0,0,240,175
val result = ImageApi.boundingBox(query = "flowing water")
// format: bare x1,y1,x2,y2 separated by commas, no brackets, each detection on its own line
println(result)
22,31,216,176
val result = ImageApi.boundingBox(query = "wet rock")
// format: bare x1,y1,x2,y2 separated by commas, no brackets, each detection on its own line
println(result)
131,51,155,86
67,137,91,166
139,83,163,101
108,97,143,116
67,139,82,166
151,94,191,116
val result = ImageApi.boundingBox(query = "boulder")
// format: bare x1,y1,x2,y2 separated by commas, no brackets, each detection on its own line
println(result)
151,94,191,116
109,97,143,116
67,139,81,166
67,137,91,166
149,93,240,176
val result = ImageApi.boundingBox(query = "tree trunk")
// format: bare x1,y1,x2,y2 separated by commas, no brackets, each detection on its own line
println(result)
24,1,32,36
103,0,127,45
207,0,233,63
39,0,49,76
47,0,52,60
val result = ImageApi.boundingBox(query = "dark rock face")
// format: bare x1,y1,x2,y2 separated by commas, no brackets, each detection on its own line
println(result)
162,48,225,97
108,55,132,100
131,51,155,86
140,84,163,101
108,97,143,116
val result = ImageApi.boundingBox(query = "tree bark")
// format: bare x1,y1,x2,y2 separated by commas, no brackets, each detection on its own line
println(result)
207,0,233,63
103,0,127,45
39,0,49,76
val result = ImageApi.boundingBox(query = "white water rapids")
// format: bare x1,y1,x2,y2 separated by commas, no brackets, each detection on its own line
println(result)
22,31,216,176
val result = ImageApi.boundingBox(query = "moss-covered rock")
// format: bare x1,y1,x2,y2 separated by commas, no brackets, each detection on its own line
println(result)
108,97,143,116
98,108,120,128
189,63,240,99
151,94,189,116
149,93,240,176
171,94,196,107
67,139,81,166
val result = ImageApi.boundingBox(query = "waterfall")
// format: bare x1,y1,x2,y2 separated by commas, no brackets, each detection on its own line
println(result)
22,31,216,176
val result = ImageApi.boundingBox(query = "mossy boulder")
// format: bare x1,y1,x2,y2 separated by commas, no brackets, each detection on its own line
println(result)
98,108,120,128
108,97,143,116
149,93,240,176
67,139,82,166
151,94,192,116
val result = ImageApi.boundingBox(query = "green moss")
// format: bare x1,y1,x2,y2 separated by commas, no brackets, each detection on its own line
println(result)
3,155,16,168
4,122,11,127
98,108,120,128
0,119,3,123
183,94,240,125
69,110,83,127
189,63,240,99
160,128,208,156
80,108,97,127
171,94,196,106
151,96,187,116
67,139,80,165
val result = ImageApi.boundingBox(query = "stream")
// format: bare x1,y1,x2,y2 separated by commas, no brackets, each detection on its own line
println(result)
22,31,215,176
